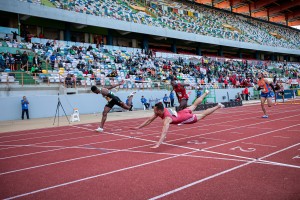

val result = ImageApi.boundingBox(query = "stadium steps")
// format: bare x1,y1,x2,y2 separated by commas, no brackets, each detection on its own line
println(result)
14,71,38,85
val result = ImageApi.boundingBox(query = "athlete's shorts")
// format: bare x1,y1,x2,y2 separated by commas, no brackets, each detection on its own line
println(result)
176,108,198,124
260,92,272,98
176,98,188,112
105,96,123,108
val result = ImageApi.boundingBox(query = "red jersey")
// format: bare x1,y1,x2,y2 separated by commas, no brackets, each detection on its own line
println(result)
160,108,197,124
173,83,189,101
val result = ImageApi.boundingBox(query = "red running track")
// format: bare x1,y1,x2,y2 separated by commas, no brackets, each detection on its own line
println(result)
0,104,299,200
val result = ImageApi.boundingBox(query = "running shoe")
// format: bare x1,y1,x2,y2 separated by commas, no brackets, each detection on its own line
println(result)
262,115,269,118
95,127,104,132
130,91,136,96
218,103,225,108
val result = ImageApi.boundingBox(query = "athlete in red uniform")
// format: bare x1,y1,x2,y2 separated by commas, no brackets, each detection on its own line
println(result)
170,76,190,111
132,90,224,148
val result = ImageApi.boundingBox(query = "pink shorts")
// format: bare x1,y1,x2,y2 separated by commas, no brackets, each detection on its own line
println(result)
176,108,198,124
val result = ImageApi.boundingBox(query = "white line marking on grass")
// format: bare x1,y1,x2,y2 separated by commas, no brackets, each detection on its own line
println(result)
149,143,300,200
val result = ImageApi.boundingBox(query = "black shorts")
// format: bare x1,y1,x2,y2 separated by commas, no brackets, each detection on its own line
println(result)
105,96,123,108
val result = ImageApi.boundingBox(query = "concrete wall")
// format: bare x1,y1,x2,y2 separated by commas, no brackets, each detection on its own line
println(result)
0,88,252,121
1,0,300,55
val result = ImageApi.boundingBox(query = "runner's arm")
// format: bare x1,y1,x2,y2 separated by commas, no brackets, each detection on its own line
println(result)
151,117,172,148
106,80,125,90
131,114,158,129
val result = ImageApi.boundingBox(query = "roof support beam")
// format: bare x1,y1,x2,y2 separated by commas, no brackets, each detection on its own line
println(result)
288,19,300,26
269,1,300,16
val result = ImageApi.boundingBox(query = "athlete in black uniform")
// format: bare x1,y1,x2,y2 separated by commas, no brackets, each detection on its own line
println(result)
91,81,135,132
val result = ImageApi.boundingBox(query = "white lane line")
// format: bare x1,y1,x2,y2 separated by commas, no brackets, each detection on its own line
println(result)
1,108,299,173
241,142,277,148
151,114,300,149
245,127,273,130
3,150,199,200
0,142,154,176
149,143,300,200
197,137,227,142
0,138,129,160
273,136,291,139
0,105,296,151
202,124,300,150
0,130,90,144
0,127,81,139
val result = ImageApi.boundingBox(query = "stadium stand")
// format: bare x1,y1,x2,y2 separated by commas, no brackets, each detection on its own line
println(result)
18,0,300,49
0,39,299,89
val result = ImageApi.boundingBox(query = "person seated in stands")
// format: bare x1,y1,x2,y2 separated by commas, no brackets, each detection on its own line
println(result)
65,74,73,88
31,54,41,73
4,34,10,41
107,70,118,77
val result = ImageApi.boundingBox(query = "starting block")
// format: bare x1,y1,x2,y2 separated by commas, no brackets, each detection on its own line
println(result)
70,108,80,122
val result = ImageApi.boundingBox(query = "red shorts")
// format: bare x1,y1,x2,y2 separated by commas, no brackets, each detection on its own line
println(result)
173,108,198,124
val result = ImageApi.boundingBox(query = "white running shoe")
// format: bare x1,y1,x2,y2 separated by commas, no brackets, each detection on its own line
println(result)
218,103,225,108
205,90,210,94
130,91,136,96
95,127,104,132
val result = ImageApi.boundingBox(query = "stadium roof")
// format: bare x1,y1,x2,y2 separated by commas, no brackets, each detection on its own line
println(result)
194,0,300,26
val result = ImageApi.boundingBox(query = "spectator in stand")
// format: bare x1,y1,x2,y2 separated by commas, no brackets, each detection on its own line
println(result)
141,96,150,110
20,51,28,71
0,52,5,69
196,87,202,98
14,50,21,70
50,53,56,70
163,94,170,108
6,53,15,71
224,78,228,88
65,74,72,88
21,96,30,120
31,54,41,73
11,31,19,42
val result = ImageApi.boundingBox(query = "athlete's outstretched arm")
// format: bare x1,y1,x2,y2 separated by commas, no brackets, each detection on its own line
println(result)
131,114,158,130
151,117,172,148
106,80,125,90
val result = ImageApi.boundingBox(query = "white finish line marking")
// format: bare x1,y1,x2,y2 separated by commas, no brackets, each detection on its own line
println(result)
149,143,300,200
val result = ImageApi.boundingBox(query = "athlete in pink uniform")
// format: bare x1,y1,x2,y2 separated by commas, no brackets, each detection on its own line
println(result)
132,90,224,148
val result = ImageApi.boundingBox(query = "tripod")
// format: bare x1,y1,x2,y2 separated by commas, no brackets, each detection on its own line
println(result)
53,93,70,126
